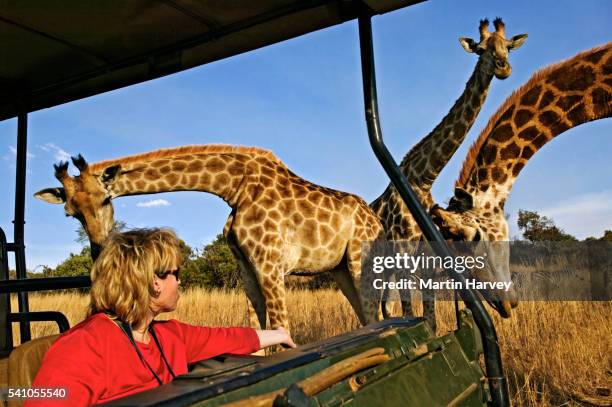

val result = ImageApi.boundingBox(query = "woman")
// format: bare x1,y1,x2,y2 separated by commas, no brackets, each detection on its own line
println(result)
26,228,295,406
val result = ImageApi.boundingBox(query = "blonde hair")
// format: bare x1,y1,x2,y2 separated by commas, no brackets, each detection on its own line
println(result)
89,228,183,327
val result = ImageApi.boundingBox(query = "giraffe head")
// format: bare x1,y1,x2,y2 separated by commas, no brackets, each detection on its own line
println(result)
430,187,517,318
459,18,527,79
34,155,121,259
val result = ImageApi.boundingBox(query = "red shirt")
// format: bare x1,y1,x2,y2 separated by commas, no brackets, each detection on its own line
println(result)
25,313,260,406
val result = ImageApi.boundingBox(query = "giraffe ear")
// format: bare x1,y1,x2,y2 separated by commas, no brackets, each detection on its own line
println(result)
101,165,121,183
507,33,528,50
459,37,479,53
449,187,475,211
34,188,66,204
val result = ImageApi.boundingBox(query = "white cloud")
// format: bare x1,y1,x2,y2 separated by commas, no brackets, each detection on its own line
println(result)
509,191,612,240
38,143,71,162
4,146,35,160
136,199,171,208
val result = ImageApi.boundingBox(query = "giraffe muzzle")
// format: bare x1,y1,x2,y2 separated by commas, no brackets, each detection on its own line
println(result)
494,63,512,80
489,299,514,318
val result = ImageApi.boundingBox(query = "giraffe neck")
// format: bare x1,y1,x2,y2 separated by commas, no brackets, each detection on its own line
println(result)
458,42,612,210
398,57,494,196
89,145,277,206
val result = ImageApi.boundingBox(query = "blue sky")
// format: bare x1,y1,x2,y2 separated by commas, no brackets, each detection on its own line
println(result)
1,0,611,269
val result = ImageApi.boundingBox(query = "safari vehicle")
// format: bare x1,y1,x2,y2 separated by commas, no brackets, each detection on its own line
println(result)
0,1,509,406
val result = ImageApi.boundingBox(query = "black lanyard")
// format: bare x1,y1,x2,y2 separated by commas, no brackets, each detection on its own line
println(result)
117,320,177,385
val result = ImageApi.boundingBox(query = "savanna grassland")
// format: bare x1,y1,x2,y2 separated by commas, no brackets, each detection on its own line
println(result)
7,290,612,406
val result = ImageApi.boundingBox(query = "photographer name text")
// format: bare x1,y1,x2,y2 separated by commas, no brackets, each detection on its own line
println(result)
372,278,513,292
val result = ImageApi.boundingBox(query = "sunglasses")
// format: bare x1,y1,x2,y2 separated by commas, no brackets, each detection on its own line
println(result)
157,268,180,281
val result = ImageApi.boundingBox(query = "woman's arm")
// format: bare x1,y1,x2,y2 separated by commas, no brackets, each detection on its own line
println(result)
254,327,296,349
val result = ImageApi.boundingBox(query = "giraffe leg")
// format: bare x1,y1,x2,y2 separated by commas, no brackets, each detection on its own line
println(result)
381,271,408,318
256,266,291,353
421,266,437,333
346,240,380,325
226,234,267,329
401,298,414,317
381,270,395,319
259,268,289,331
331,267,367,324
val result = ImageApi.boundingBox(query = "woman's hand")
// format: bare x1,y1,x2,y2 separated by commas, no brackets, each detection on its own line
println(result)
255,327,297,349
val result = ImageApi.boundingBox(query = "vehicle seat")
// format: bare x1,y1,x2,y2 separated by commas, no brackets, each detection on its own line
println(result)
7,335,59,407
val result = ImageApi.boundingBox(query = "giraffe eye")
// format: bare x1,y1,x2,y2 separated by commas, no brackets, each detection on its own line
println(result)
102,197,112,206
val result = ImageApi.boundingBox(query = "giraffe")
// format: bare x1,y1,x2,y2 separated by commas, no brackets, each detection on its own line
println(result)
430,42,612,317
369,18,527,322
34,145,384,333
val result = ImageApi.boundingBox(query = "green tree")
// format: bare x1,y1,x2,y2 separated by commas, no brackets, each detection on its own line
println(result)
179,235,241,289
517,210,577,242
200,235,241,288
52,246,94,277
585,230,612,241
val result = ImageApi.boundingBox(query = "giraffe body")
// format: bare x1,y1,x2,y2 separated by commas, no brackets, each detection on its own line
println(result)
431,42,612,316
369,18,527,324
35,145,384,332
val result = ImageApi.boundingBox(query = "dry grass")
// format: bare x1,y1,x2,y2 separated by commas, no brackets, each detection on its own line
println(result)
9,290,611,406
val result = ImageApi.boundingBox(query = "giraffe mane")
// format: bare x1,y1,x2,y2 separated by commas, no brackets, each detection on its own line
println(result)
89,144,282,173
456,42,611,187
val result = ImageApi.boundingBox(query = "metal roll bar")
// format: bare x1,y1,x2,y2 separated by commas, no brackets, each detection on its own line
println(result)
357,13,509,407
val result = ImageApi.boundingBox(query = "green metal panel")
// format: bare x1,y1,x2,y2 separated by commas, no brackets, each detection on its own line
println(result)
192,310,487,407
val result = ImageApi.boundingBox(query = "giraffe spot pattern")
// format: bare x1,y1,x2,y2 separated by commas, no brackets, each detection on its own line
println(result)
512,162,525,177
317,207,331,223
187,160,204,173
557,95,583,111
482,145,498,165
165,172,179,186
548,64,595,92
584,49,607,64
228,163,243,176
532,134,548,149
520,84,542,106
591,88,610,118
517,125,539,141
538,110,560,128
441,139,456,155
537,90,555,110
499,105,515,122
520,146,535,159
171,161,187,171
500,142,520,160
293,186,308,199
477,168,488,181
514,109,535,127
566,103,587,126
251,225,264,241
491,167,507,184
259,175,273,187
463,106,475,121
490,123,514,143
268,209,281,222
453,122,467,140
144,169,158,181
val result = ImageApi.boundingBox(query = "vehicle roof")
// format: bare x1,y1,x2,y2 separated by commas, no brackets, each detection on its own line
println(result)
0,0,423,121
